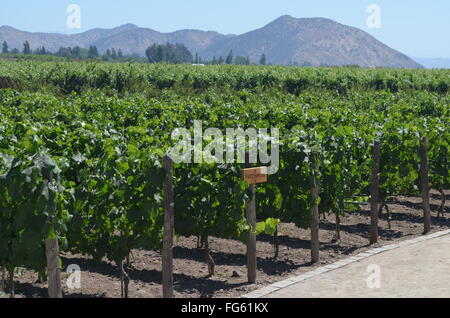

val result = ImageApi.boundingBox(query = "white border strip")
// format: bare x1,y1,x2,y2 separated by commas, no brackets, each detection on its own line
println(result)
241,229,450,298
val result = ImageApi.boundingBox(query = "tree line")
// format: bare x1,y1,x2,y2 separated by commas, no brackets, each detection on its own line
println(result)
2,40,52,55
1,40,137,62
1,40,269,65
145,43,269,65
55,46,130,61
209,50,267,65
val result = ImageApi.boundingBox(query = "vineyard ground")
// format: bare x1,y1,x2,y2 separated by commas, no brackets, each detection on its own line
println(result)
4,190,449,298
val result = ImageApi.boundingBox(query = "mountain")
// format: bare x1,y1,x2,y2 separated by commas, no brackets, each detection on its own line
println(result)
0,15,422,68
0,23,230,57
411,57,450,69
201,16,421,68
0,24,141,53
90,28,229,56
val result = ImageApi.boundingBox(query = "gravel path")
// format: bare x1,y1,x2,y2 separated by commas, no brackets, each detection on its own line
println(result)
246,231,450,298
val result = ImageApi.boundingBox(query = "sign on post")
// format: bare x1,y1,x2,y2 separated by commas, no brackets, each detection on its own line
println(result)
242,166,268,184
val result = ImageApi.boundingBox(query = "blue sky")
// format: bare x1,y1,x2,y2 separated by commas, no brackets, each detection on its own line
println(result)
1,0,448,58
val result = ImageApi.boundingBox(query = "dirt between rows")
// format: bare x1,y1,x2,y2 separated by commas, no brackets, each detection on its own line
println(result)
3,190,449,298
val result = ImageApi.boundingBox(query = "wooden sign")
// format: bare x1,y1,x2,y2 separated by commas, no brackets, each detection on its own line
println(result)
242,166,268,184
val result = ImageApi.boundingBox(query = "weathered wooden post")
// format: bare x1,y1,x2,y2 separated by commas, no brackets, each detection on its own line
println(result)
1,266,5,292
310,151,320,263
41,166,62,299
370,141,381,244
246,183,257,284
162,155,174,298
242,152,268,284
45,238,62,298
244,152,257,284
8,269,15,298
419,137,431,234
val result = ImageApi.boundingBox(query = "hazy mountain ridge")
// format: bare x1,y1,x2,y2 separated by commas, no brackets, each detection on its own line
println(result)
0,15,423,68
200,16,420,67
411,57,450,69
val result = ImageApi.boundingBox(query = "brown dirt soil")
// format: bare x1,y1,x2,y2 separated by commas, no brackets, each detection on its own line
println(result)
2,190,449,298
0,76,19,89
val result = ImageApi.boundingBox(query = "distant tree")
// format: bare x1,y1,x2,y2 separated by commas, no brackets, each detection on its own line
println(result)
234,56,249,65
102,48,112,61
156,46,163,61
79,47,89,59
55,46,87,59
2,41,8,54
145,43,193,64
72,46,82,58
225,50,233,64
88,45,99,58
34,46,47,55
117,49,123,59
23,41,31,54
218,56,224,64
212,56,217,64
11,48,19,54
259,53,266,65
145,45,159,63
194,52,199,64
56,47,73,58
111,48,118,60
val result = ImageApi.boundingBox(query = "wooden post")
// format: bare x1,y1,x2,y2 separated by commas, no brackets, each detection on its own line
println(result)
1,265,5,292
419,137,431,234
437,188,446,218
8,268,14,298
310,152,320,263
45,238,62,298
245,151,257,284
119,259,130,298
370,141,381,244
162,155,174,298
336,199,343,241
